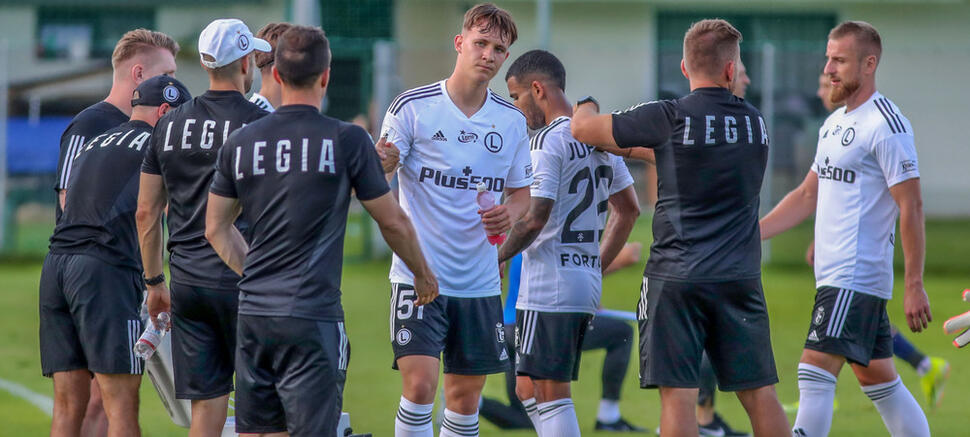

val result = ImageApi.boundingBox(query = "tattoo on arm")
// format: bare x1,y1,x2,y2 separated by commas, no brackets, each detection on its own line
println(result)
498,197,554,263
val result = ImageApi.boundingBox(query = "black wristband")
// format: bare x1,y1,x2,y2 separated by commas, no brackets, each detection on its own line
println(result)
144,273,165,286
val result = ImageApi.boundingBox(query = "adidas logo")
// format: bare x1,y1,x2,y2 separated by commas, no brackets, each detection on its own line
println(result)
499,348,508,361
808,330,820,342
431,130,447,141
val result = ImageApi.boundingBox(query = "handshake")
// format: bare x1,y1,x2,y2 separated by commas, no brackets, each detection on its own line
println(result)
943,289,970,348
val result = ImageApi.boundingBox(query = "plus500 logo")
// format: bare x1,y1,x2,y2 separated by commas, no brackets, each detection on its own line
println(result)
418,167,505,192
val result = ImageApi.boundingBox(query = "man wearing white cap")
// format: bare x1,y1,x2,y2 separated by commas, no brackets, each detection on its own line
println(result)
136,18,269,436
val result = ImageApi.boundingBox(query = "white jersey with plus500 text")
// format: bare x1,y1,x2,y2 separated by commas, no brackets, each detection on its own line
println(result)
381,80,533,297
519,116,634,313
813,92,918,299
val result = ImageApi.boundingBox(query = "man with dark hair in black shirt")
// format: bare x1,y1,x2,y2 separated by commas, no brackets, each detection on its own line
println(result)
136,18,270,436
572,19,789,437
40,75,190,437
205,25,438,436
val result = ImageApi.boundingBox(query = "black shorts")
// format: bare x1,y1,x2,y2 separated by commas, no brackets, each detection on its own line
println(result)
638,277,778,391
515,310,592,382
390,283,508,375
39,253,144,377
803,287,892,366
170,281,238,399
235,315,349,436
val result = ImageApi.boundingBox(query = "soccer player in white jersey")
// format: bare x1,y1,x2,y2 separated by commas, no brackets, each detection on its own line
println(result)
378,4,532,437
498,49,640,436
249,22,292,112
760,21,931,437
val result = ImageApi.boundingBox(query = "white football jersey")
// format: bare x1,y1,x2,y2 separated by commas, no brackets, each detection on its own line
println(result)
381,80,533,297
249,93,274,112
518,117,635,313
813,92,919,299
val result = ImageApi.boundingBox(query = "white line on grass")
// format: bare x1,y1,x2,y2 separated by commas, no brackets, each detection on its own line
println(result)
0,377,53,416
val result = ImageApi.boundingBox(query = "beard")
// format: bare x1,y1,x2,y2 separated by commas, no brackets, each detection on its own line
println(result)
829,76,859,105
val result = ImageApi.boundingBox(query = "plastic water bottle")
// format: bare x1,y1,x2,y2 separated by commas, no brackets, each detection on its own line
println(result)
134,312,171,360
476,182,506,245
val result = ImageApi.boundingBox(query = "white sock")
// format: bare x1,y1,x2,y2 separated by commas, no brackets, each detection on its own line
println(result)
596,398,621,423
538,398,580,437
916,357,932,376
521,397,542,436
862,376,930,437
792,363,837,437
440,408,479,437
395,396,433,437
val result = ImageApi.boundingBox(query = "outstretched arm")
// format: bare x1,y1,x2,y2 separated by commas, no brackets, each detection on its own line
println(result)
890,178,930,332
760,170,819,239
361,192,438,306
497,197,554,263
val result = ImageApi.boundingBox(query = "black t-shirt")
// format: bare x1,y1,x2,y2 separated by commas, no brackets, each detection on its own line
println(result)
142,90,268,289
612,87,768,281
50,120,154,271
54,101,129,222
210,105,390,321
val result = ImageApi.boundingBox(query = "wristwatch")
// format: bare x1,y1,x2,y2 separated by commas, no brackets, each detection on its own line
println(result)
576,95,599,111
144,273,165,286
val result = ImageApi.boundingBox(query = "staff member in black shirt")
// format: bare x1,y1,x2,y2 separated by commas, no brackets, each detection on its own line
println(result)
55,29,178,221
40,75,190,437
571,19,790,437
136,18,269,436
206,25,437,436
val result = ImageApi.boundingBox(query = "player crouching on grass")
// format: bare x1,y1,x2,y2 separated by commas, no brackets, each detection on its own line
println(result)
40,75,190,437
498,49,640,436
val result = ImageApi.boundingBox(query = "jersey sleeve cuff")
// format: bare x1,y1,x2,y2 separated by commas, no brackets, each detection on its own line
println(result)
887,172,920,188
208,185,237,199
355,185,391,202
140,166,161,175
505,177,534,189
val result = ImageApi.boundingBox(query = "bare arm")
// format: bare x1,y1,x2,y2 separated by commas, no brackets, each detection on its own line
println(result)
890,178,930,332
760,170,819,239
572,102,619,150
604,242,642,275
599,185,640,274
362,192,438,305
204,193,247,276
497,197,554,263
136,173,170,320
58,190,66,211
481,185,530,236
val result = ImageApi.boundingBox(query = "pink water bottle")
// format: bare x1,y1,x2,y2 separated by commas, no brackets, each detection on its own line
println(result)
476,182,506,245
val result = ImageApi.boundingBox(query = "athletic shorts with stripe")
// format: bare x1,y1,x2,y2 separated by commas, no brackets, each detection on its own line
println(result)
389,283,509,375
170,281,238,400
803,286,892,366
235,315,349,437
515,310,592,382
637,277,778,391
39,253,144,377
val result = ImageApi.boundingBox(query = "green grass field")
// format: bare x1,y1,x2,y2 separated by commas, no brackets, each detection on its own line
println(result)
1,217,967,436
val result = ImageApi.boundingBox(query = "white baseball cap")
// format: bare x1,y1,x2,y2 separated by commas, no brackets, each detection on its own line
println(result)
198,18,271,69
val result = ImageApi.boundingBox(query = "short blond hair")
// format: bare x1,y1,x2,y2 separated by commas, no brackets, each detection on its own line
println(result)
111,29,179,69
829,21,882,61
683,19,742,78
